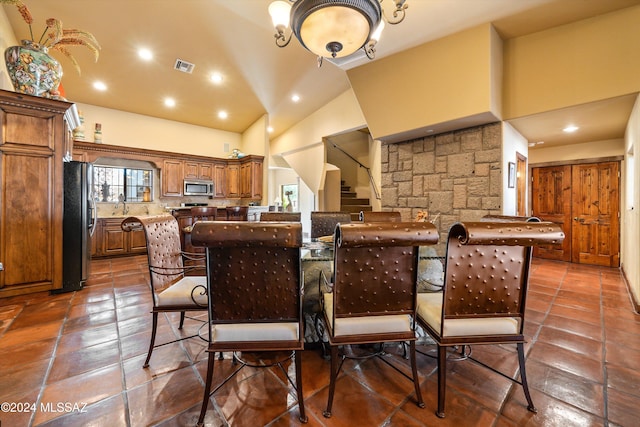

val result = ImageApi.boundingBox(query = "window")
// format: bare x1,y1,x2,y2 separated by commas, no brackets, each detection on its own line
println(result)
94,166,153,203
281,183,298,212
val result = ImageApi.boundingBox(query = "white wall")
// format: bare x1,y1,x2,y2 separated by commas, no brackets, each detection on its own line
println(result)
502,122,529,215
622,95,640,306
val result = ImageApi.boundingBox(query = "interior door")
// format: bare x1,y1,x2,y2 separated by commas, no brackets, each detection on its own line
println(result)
570,162,620,266
531,162,620,266
531,165,572,261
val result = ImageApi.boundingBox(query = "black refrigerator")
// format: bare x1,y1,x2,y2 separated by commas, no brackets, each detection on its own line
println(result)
56,161,96,293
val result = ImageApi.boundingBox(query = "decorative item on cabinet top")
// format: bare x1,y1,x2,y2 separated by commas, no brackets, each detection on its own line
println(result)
2,0,101,98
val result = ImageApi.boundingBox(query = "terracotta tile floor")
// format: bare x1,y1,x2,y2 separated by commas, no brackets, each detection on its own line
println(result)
1,256,639,426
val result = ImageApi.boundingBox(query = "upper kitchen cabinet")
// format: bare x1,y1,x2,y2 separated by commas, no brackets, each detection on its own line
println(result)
226,161,241,198
0,90,72,298
184,161,213,181
161,159,183,197
240,156,263,199
213,160,226,198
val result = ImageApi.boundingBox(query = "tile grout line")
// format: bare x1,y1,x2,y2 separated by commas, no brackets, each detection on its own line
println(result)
112,259,133,427
30,291,76,426
599,269,610,427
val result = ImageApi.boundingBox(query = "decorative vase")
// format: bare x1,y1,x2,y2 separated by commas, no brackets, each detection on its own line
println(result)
4,40,63,99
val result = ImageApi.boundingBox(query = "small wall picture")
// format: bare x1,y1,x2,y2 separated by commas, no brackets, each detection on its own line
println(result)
508,162,516,188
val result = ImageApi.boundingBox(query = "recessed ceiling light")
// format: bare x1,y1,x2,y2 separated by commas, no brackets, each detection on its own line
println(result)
164,97,176,108
210,72,223,84
218,110,228,119
563,125,579,133
93,81,107,91
138,48,153,61
267,126,274,133
291,94,300,103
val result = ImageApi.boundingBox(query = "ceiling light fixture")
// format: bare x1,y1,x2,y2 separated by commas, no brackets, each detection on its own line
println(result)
164,97,176,108
210,72,223,84
138,48,153,61
218,110,228,120
291,94,301,102
563,125,579,133
93,81,107,91
269,0,409,66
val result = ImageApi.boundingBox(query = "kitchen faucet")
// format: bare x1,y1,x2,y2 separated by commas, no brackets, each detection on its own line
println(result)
114,193,129,215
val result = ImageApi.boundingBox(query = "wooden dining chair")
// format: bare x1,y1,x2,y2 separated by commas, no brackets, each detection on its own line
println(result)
318,222,439,418
121,215,207,368
225,205,248,220
416,221,564,418
191,221,307,425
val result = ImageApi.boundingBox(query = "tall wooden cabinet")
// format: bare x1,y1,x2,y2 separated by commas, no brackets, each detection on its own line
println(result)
0,90,72,298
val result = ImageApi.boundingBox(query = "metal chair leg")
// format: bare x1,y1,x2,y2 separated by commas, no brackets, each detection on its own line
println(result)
436,345,447,418
143,312,158,368
197,350,216,426
323,345,339,418
517,342,537,413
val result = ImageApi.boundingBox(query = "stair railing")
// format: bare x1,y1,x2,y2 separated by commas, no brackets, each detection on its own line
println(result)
329,142,381,200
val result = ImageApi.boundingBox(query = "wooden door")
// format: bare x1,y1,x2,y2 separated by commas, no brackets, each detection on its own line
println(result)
532,165,572,261
531,162,620,266
570,162,619,266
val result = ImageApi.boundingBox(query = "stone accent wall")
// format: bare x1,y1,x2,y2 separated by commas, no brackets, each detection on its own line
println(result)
381,122,502,254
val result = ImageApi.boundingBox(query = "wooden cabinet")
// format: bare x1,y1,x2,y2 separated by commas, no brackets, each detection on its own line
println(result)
241,158,263,199
226,157,262,199
92,218,147,258
213,161,226,198
184,161,213,181
91,220,101,258
72,141,264,201
0,90,71,298
226,162,241,198
162,159,183,196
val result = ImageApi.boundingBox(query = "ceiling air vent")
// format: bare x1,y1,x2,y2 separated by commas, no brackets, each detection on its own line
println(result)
174,59,195,74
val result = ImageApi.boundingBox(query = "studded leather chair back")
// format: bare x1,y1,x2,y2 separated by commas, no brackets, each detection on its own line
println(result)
259,211,301,222
311,211,351,239
123,215,184,291
359,211,402,222
442,221,564,325
331,222,439,321
191,222,303,323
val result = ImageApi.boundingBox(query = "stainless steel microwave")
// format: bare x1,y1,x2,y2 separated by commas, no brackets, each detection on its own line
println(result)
183,179,214,196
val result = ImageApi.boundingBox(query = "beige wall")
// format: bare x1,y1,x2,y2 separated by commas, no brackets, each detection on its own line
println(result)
503,6,640,119
76,103,241,159
347,24,501,141
0,8,18,91
242,114,270,204
529,139,625,164
270,89,366,205
622,95,639,306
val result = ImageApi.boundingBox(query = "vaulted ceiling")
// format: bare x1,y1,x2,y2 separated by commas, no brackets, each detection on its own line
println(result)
3,0,639,147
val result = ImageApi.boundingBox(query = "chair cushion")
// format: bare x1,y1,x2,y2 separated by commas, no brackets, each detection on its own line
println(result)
156,276,208,307
212,322,300,342
323,293,412,336
416,293,520,337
